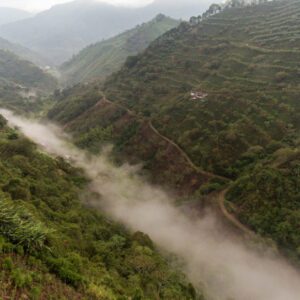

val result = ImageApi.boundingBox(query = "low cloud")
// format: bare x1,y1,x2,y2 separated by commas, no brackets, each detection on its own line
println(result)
1,108,300,300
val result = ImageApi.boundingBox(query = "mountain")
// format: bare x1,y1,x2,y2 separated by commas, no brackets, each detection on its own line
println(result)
0,118,199,299
143,0,211,19
0,7,31,26
0,50,56,91
61,14,180,85
0,36,48,66
48,0,300,262
0,0,209,65
0,50,57,112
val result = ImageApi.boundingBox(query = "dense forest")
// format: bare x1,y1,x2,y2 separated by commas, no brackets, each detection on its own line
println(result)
0,116,200,299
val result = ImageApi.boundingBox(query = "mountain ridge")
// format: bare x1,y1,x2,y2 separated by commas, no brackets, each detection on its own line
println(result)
0,7,32,26
61,14,180,85
0,0,209,64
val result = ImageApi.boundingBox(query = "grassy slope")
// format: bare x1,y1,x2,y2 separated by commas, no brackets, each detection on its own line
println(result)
0,115,200,299
48,0,300,262
61,14,180,85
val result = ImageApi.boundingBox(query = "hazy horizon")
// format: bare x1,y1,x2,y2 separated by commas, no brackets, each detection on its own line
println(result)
0,0,154,12
0,0,205,13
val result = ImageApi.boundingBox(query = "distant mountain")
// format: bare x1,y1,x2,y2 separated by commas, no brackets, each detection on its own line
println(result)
0,50,56,90
0,36,48,66
0,7,32,26
0,50,57,112
0,0,209,65
61,14,180,85
144,0,210,19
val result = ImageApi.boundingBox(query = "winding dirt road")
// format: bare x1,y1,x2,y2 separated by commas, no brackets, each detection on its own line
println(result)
101,97,255,237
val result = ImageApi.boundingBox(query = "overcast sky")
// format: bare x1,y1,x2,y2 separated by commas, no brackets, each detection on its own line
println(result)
0,0,153,12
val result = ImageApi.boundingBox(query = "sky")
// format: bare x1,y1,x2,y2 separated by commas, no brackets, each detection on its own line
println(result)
0,0,153,12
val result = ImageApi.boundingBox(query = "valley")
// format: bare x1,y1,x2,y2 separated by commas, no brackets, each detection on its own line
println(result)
2,109,300,300
0,0,299,299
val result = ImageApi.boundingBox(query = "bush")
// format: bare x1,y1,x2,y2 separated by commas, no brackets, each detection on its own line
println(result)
11,268,33,288
125,56,139,68
0,199,51,251
3,257,13,271
46,257,84,288
275,71,288,82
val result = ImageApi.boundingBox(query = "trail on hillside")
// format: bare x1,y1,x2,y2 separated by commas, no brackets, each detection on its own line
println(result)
2,108,300,300
102,97,251,234
103,97,227,180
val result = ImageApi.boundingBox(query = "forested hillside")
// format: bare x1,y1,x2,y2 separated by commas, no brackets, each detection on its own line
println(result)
48,0,300,262
0,50,57,112
61,14,180,85
104,0,300,178
0,115,200,299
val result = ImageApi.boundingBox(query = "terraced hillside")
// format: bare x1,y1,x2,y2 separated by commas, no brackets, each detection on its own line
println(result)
0,50,57,112
48,0,300,262
61,14,180,85
103,0,300,178
102,0,300,261
0,115,199,299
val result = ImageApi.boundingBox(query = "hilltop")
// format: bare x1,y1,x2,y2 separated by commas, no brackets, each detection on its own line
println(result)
48,0,300,262
61,14,180,85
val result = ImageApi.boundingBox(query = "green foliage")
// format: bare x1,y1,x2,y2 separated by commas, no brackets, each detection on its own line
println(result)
227,151,300,261
11,267,33,288
0,122,200,299
0,50,56,91
47,84,102,124
0,199,51,251
48,0,300,269
75,125,113,153
0,50,57,113
61,15,180,85
102,0,300,178
3,257,13,270
46,256,84,288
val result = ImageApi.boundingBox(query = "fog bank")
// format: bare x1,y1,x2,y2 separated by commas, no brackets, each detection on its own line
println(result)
1,108,300,300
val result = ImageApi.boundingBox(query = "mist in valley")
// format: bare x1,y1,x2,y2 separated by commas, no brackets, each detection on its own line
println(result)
1,108,300,300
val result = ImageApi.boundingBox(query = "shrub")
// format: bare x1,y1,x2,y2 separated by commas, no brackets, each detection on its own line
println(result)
275,71,288,82
0,199,51,251
46,257,84,288
11,268,33,288
3,257,13,271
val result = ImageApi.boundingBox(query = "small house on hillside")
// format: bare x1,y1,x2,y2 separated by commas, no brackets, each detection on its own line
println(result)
190,90,208,100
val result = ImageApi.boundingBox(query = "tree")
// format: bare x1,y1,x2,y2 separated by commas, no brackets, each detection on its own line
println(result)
189,16,198,25
208,4,222,15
